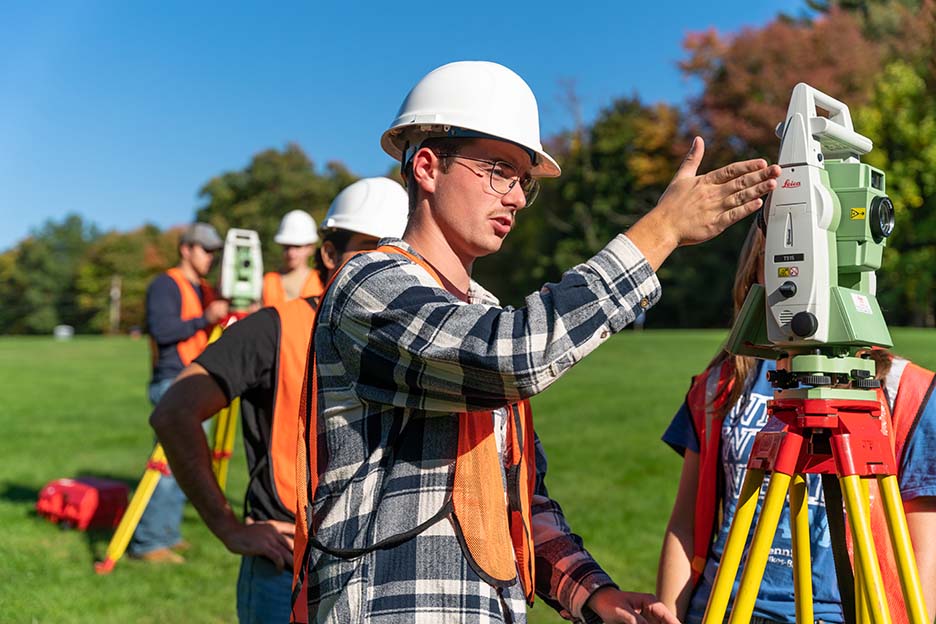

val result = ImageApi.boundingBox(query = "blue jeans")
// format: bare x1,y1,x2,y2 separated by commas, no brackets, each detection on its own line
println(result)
128,378,189,556
237,555,293,624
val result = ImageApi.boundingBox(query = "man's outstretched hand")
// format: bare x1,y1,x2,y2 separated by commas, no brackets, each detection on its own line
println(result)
628,136,782,270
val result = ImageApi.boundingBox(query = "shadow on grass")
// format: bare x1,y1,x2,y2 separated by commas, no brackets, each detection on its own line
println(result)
74,470,137,489
0,482,37,504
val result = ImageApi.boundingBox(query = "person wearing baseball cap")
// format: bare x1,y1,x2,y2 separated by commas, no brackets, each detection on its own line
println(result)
129,222,230,563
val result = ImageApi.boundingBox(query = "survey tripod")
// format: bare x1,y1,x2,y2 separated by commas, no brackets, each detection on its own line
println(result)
94,322,240,574
699,355,928,623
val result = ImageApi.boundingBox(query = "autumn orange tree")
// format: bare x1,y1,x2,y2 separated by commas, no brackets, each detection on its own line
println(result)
681,9,882,164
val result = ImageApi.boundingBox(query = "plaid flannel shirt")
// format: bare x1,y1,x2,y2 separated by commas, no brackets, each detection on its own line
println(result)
305,236,661,623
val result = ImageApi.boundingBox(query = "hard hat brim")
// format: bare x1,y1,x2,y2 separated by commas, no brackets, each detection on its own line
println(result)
274,233,320,246
381,126,561,179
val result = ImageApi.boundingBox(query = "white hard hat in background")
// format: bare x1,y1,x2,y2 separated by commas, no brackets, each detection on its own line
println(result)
381,60,560,178
274,210,319,246
321,177,408,240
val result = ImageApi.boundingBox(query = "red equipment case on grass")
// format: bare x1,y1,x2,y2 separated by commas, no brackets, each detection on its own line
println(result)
36,477,129,531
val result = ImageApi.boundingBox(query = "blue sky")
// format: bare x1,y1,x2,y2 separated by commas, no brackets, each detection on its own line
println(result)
0,1,804,251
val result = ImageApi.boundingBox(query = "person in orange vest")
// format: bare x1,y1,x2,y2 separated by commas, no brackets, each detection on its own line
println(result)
262,210,324,307
293,61,780,624
149,178,408,623
656,222,936,624
129,222,230,563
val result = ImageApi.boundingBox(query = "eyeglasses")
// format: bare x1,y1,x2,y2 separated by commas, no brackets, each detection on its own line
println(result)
435,153,540,206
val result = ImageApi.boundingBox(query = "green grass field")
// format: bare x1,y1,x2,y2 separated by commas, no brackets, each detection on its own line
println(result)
2,330,934,623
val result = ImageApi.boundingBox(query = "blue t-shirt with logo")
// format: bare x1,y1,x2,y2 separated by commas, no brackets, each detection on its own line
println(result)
662,358,936,624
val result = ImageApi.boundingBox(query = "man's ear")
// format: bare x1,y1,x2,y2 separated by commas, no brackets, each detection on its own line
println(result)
411,147,441,195
321,240,340,272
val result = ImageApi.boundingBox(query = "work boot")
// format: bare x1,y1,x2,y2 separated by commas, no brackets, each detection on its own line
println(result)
170,539,192,553
129,547,185,564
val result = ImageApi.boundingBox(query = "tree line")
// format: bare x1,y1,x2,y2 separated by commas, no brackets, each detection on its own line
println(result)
1,0,933,334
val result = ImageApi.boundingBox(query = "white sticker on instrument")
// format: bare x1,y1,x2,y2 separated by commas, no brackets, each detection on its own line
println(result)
851,293,873,315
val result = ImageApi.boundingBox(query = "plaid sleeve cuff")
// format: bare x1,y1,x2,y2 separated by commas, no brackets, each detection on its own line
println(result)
566,570,617,621
579,581,621,624
586,234,661,333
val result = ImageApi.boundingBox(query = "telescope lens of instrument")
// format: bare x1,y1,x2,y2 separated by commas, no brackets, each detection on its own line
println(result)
870,196,895,243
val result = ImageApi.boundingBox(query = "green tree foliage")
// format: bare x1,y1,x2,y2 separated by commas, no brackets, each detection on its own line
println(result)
476,96,749,327
195,144,357,274
476,98,684,300
855,61,936,325
805,0,921,40
0,214,100,334
74,225,181,333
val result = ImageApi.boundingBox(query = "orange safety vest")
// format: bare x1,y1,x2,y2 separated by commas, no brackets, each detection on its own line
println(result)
266,296,318,518
688,358,936,623
262,271,324,308
291,245,537,623
151,268,217,367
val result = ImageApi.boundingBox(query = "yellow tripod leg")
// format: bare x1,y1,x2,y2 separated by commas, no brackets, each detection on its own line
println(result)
878,474,929,624
207,324,224,343
728,471,792,623
856,537,876,624
702,468,765,624
789,473,814,624
855,479,872,624
841,475,892,624
94,444,168,574
211,397,239,492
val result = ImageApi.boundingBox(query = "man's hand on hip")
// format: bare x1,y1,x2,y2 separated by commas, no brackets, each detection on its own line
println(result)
219,518,295,571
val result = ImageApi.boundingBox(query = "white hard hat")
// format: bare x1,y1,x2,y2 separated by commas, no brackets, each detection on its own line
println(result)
321,177,408,240
274,210,319,246
381,61,560,178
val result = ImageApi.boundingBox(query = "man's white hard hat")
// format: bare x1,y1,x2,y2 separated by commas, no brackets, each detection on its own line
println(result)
381,60,561,178
274,210,319,246
321,177,408,240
